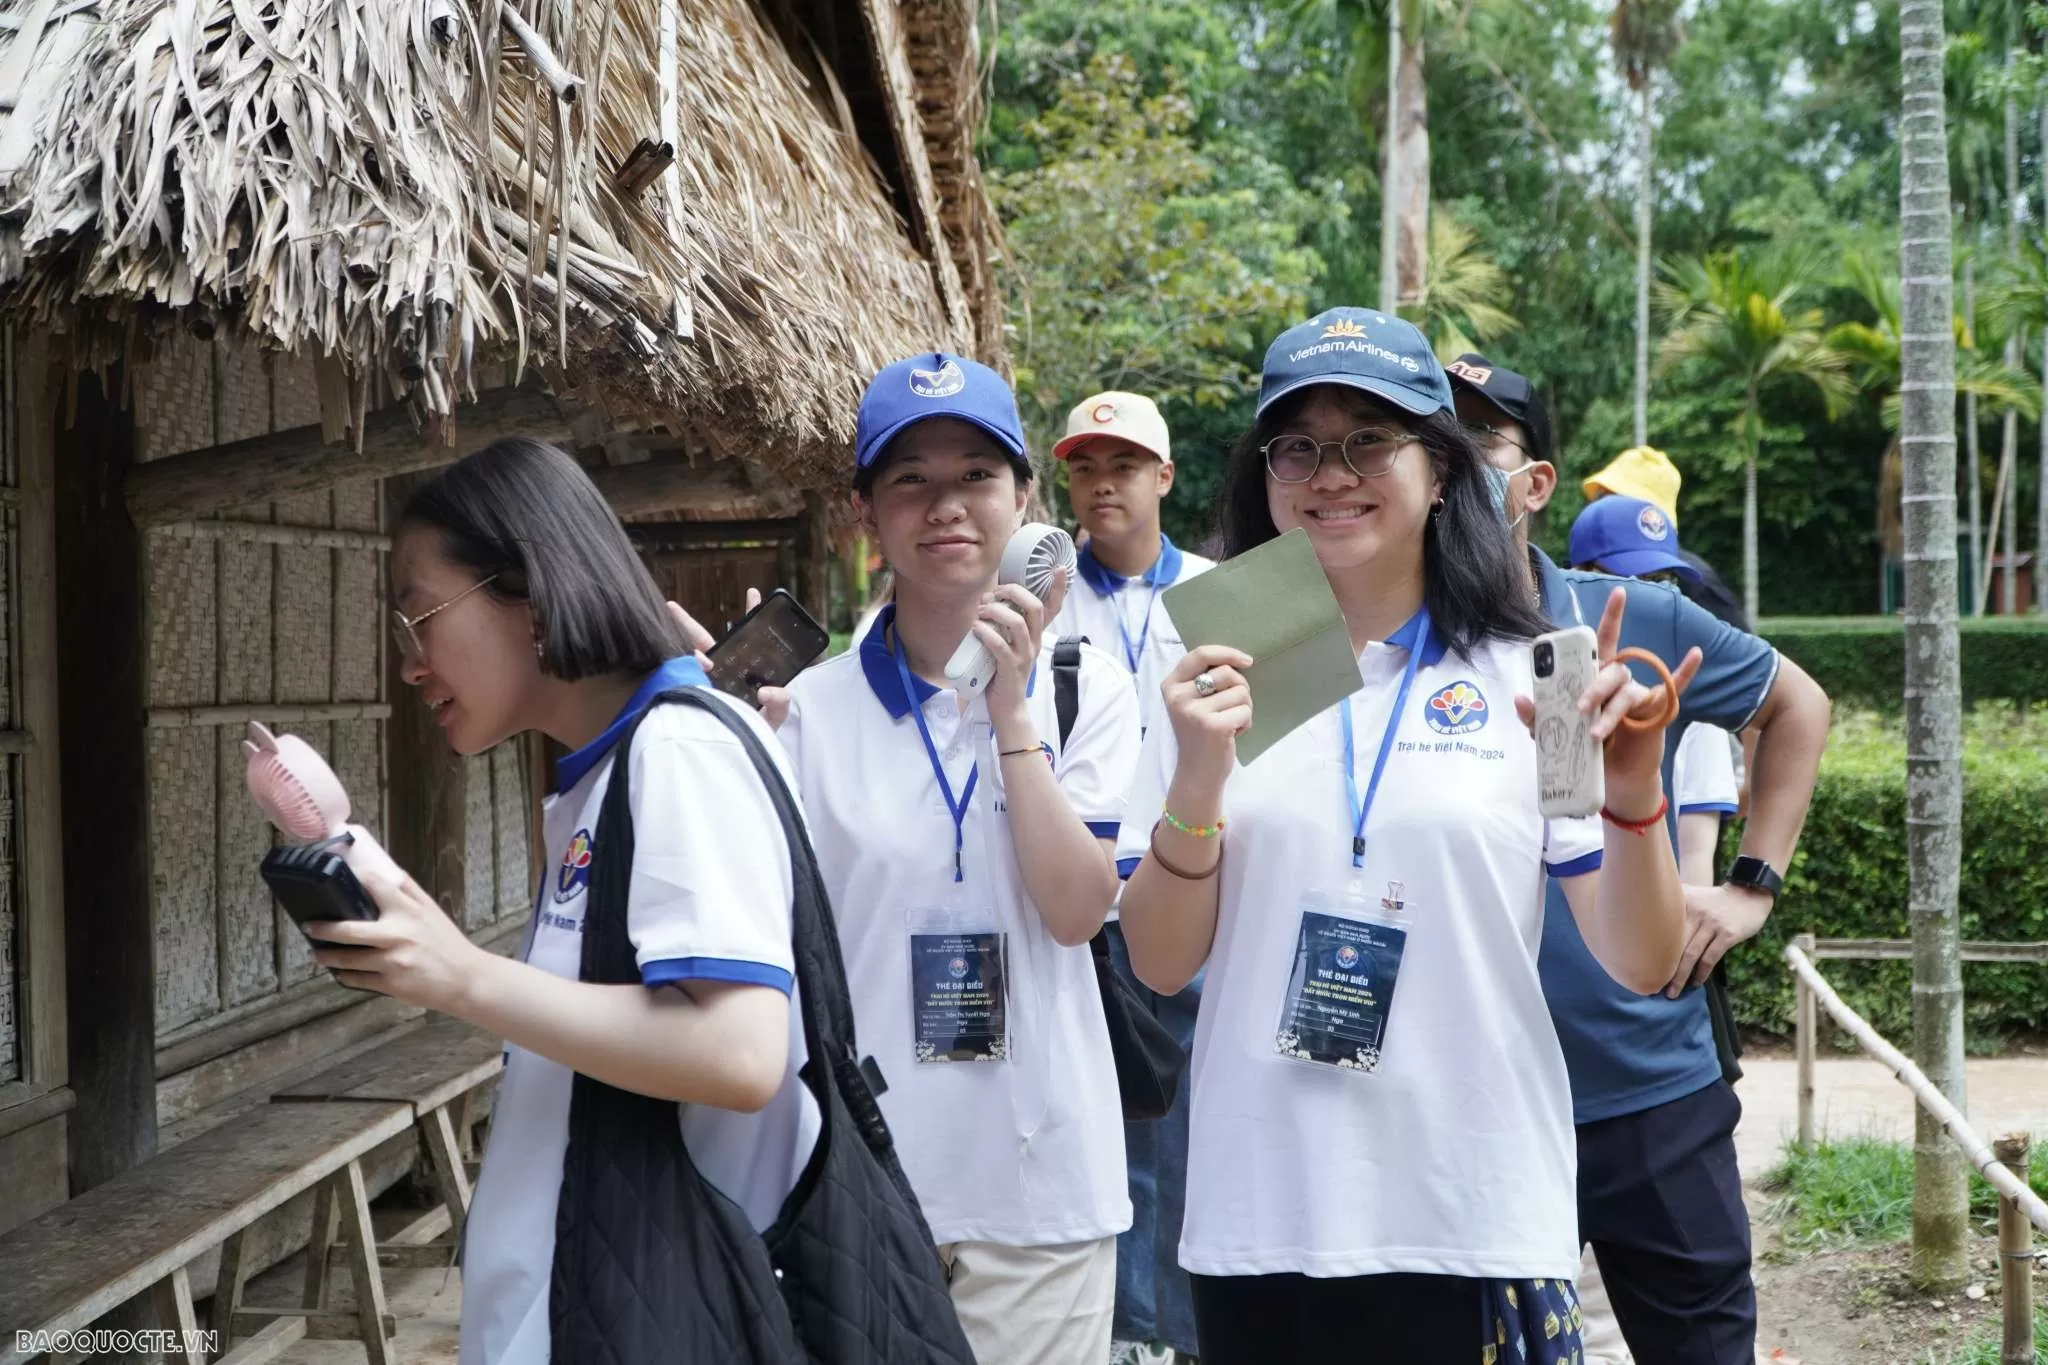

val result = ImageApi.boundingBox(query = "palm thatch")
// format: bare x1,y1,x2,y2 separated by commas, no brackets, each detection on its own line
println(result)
0,0,987,484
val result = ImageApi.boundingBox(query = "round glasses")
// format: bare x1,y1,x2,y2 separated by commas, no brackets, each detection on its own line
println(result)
1460,419,1532,459
1262,427,1415,484
390,574,500,663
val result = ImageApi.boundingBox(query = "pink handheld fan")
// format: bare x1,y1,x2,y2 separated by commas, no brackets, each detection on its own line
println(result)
244,723,401,947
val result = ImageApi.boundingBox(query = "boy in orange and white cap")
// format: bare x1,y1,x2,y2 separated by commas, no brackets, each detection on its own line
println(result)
1049,390,1209,1365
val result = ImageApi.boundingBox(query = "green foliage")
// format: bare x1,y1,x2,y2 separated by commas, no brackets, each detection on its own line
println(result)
1399,208,1521,360
1942,1309,2048,1364
987,51,1323,454
1722,706,2048,1046
1761,1136,2048,1251
1759,616,2048,709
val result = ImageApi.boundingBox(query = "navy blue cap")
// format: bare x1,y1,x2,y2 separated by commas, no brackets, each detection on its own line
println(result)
1256,308,1453,420
855,352,1026,473
1568,496,1701,582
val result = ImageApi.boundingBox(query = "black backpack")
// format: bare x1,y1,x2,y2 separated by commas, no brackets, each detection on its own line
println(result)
1052,638,1188,1123
550,689,977,1365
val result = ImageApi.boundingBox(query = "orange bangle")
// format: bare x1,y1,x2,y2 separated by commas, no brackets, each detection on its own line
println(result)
1610,646,1679,737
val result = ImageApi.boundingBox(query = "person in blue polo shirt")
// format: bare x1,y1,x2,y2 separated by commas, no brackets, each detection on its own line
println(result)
1450,356,1832,1365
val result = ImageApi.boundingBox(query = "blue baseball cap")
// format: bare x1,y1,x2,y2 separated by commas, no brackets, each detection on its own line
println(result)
1568,495,1701,582
1256,307,1454,420
854,352,1026,473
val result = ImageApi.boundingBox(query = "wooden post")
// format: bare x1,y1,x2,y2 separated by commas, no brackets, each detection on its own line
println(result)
383,471,469,925
1998,1132,2036,1365
54,368,157,1192
797,489,831,623
1795,931,1817,1147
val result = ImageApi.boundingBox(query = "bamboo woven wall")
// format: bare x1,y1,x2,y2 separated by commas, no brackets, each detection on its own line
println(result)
136,334,527,1041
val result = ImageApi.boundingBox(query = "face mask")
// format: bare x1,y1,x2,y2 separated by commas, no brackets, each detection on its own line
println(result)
1482,461,1537,529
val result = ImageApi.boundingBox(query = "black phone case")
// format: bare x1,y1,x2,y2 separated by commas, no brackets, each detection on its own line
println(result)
260,844,380,951
706,588,830,701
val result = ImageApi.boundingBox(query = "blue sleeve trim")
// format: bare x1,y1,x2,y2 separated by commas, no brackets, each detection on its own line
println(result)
1679,802,1740,816
1116,856,1142,881
1086,820,1120,840
641,956,794,995
1546,850,1604,879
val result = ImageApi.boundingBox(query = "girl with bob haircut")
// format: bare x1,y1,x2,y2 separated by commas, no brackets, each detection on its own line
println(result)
763,352,1141,1364
308,436,819,1365
1114,311,1700,1363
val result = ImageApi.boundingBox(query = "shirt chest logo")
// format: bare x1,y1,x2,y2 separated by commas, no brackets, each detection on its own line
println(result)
1423,680,1489,735
556,828,595,903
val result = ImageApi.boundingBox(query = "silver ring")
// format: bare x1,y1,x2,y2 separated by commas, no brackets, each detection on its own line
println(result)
1192,672,1217,698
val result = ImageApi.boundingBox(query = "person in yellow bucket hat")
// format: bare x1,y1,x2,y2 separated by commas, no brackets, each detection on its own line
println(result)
1584,446,1683,522
1583,446,1748,630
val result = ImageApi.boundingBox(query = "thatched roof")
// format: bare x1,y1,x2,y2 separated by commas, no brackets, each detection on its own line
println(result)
0,0,998,485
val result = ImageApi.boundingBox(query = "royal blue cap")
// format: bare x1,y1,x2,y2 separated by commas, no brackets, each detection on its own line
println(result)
1568,495,1701,582
855,352,1027,473
1256,308,1454,420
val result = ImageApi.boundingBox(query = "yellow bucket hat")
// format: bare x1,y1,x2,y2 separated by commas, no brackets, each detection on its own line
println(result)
1584,446,1681,523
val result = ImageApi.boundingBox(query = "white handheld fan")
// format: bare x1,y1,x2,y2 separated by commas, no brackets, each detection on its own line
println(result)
943,522,1077,699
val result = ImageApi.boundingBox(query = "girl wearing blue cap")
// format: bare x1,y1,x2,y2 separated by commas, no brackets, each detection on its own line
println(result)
769,354,1142,1363
1114,310,1700,1362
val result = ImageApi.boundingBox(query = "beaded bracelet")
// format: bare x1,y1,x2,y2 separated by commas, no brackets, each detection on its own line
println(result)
1160,805,1225,840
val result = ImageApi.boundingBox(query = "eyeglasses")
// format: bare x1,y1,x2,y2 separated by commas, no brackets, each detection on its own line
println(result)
1460,419,1532,459
1262,427,1415,484
391,575,500,663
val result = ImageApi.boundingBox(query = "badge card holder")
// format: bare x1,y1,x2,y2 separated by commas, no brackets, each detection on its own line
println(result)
910,905,1010,1063
1273,879,1410,1074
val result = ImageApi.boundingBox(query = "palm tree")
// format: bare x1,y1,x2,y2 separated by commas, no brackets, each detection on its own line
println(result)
1983,241,2048,614
1400,210,1519,361
1898,0,1969,1294
1610,0,1684,447
1654,246,1854,622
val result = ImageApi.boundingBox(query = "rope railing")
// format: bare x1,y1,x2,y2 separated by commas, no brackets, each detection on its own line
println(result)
1785,938,2048,1234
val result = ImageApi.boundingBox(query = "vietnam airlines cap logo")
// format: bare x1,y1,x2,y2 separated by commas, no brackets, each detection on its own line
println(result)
1322,318,1368,338
1425,680,1489,735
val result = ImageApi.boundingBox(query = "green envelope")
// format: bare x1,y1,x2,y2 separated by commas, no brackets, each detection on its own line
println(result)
1160,527,1364,764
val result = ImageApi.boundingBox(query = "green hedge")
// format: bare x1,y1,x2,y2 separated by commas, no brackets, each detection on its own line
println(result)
1758,616,2048,711
1723,704,2048,1049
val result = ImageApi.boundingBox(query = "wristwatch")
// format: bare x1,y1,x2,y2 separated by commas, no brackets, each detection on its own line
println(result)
1726,856,1784,899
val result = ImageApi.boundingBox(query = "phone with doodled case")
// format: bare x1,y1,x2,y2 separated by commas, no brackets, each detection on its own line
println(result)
706,588,831,707
1531,626,1604,820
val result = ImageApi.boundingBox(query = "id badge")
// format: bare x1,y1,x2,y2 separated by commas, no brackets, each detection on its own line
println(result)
909,912,1009,1063
1273,878,1410,1074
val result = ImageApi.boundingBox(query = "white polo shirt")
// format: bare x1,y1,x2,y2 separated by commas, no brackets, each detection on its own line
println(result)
1674,721,1740,817
460,661,820,1365
1049,534,1214,737
1115,616,1604,1281
778,607,1140,1248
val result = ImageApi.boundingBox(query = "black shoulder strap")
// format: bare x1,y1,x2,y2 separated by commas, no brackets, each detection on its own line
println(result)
1053,635,1084,752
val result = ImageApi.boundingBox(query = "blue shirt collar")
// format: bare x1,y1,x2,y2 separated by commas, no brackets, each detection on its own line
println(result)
859,605,938,719
1074,533,1184,597
554,655,710,794
1383,607,1449,668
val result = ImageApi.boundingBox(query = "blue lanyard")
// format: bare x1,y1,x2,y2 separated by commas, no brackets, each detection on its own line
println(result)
1338,609,1430,869
1115,580,1166,674
895,634,977,882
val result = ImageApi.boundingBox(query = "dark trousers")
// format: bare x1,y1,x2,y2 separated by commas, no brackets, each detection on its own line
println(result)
1191,1272,1486,1364
1579,1079,1756,1364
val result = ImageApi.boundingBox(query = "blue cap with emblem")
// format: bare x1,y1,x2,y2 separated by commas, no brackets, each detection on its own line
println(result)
855,352,1027,473
1256,307,1454,419
1568,495,1701,582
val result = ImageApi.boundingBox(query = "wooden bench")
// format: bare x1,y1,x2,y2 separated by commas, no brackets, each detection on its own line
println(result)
0,1098,412,1365
271,1016,503,1271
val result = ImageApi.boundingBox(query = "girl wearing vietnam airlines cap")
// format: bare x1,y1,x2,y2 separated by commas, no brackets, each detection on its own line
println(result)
770,352,1141,1364
1115,310,1701,1364
314,438,818,1365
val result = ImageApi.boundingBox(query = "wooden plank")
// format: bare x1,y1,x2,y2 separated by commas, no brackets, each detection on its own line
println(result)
154,995,422,1127
147,703,392,728
272,1016,503,1114
155,520,392,551
0,1105,68,1236
585,459,805,520
125,387,572,526
54,367,156,1192
209,1227,251,1344
0,1100,411,1355
1811,938,2048,963
337,1159,394,1365
301,1173,336,1310
213,1314,305,1365
0,1080,72,1139
149,1264,201,1361
231,1308,396,1340
421,1103,474,1247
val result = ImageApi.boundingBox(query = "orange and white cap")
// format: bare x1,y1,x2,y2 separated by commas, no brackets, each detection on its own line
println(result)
1051,391,1172,464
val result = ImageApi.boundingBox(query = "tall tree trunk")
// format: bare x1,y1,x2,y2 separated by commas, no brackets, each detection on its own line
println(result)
2040,98,2047,615
1634,81,1653,448
1393,3,1430,305
1743,396,1760,624
1964,255,1984,613
2000,57,2020,616
1899,0,1969,1293
1378,0,1400,313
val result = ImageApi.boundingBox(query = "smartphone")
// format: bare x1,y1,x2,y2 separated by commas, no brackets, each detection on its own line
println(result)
1531,626,1604,819
706,588,830,707
260,842,381,981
